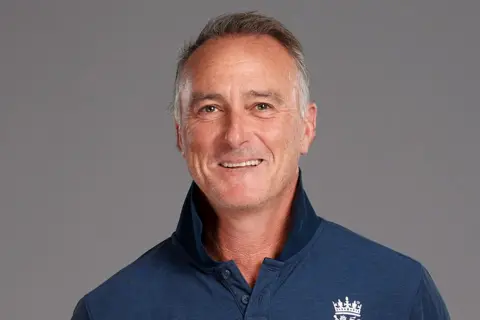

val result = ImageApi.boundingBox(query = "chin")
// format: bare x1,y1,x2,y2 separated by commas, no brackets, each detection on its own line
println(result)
217,197,265,212
212,184,267,211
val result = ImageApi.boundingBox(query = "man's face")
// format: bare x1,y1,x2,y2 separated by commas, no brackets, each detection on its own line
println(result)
176,35,316,211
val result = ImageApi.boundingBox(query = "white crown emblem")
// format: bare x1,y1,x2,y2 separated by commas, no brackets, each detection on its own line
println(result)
332,296,362,320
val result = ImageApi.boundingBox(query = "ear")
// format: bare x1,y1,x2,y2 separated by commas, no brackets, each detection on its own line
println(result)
175,121,185,156
300,102,317,155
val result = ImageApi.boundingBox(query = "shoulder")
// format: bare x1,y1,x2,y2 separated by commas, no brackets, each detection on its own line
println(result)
408,262,451,319
320,218,423,271
76,236,181,317
311,219,450,317
298,217,450,318
314,218,426,294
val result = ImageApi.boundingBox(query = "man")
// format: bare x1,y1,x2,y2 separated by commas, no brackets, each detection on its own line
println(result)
72,11,450,319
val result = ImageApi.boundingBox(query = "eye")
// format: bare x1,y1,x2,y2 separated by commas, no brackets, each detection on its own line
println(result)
255,103,271,111
199,105,218,113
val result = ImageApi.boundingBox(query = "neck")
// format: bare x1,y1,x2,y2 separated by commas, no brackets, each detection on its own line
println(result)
203,175,298,287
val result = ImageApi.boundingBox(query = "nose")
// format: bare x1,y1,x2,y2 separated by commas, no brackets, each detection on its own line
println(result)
223,110,249,148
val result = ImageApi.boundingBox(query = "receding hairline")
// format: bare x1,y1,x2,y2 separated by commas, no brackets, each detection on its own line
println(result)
181,33,298,75
171,11,311,122
176,34,303,112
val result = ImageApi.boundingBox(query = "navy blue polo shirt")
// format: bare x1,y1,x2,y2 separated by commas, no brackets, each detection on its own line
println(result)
71,170,450,319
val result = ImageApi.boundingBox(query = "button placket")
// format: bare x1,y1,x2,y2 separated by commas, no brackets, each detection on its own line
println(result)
221,268,231,280
243,261,282,319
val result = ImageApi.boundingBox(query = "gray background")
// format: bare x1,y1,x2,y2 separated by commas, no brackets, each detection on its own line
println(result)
1,1,478,319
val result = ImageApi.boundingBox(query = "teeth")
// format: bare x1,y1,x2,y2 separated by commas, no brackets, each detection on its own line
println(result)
220,159,262,168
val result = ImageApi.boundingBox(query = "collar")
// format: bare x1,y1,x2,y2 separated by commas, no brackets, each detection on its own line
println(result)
172,168,322,270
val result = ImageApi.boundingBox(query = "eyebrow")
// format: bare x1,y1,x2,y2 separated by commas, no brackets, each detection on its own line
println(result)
243,90,285,104
189,90,286,106
190,92,226,106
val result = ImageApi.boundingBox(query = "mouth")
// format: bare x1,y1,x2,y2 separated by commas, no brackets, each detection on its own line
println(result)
219,159,264,169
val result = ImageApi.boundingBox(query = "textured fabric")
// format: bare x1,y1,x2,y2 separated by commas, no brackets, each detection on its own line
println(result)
71,170,450,319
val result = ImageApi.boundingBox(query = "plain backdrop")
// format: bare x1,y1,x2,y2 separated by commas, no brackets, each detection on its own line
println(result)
1,1,479,319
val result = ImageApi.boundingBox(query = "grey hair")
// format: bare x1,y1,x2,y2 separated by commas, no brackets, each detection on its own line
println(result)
170,11,311,123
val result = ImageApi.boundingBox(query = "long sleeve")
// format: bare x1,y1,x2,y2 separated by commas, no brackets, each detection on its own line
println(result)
71,297,91,320
409,265,450,320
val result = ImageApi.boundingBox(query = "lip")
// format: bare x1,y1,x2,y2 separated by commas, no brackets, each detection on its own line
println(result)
218,158,264,164
218,159,264,168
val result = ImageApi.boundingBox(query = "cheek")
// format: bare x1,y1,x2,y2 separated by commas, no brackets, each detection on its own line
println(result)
261,118,302,152
183,124,215,157
183,123,201,147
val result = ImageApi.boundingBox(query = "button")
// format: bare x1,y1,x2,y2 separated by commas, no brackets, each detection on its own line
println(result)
221,269,231,280
241,294,250,304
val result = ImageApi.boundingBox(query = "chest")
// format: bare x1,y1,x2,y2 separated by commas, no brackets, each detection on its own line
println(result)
112,263,411,320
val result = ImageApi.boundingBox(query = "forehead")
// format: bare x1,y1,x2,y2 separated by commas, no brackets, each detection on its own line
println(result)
182,35,298,96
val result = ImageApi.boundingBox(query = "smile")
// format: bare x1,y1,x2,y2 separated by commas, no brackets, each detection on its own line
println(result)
219,159,263,168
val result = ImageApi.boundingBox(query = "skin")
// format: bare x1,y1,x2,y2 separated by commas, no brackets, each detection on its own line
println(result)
175,34,317,286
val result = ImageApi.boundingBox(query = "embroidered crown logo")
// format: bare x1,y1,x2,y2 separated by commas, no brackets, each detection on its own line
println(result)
332,296,362,320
